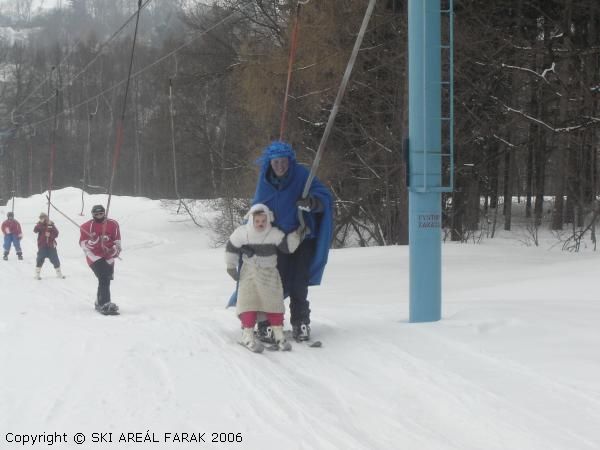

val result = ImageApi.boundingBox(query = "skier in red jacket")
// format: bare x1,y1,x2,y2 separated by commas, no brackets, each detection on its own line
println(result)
79,205,122,315
33,212,64,280
2,211,23,260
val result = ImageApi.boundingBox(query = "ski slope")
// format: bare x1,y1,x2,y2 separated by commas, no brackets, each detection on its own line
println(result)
1,188,599,450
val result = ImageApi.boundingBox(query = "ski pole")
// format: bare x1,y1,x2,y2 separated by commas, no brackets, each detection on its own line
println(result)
45,195,93,238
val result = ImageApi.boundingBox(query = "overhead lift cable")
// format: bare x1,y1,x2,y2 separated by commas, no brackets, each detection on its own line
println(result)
24,1,253,131
11,35,83,123
104,0,144,222
15,0,154,122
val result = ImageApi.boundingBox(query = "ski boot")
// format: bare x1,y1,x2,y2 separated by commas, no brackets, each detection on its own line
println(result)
292,322,311,342
95,302,119,315
17,252,23,260
2,252,7,261
272,326,292,351
239,328,264,353
256,320,276,344
56,268,65,279
34,267,41,280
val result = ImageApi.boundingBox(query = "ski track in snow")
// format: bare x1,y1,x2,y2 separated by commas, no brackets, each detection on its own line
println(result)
1,189,600,450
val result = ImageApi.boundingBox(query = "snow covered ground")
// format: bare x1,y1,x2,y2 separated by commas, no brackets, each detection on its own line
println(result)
1,187,599,450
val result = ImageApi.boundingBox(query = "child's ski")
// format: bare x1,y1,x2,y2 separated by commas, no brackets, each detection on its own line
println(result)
238,341,264,353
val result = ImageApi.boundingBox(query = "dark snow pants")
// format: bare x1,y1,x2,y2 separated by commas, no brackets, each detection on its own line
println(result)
90,259,114,306
36,247,61,268
277,238,316,326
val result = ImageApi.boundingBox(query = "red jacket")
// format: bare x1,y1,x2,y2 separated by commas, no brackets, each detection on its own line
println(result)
34,221,59,249
2,219,22,237
79,218,122,266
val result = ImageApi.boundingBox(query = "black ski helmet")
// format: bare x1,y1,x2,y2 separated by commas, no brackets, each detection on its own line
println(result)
7,211,14,218
91,205,105,215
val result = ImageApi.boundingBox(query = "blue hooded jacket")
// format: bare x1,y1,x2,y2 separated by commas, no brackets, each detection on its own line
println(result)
252,141,334,286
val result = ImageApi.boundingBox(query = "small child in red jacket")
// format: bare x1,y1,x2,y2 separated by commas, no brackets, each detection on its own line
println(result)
33,212,64,280
2,211,23,260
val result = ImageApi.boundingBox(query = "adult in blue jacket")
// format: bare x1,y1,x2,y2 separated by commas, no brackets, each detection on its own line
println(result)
253,141,333,341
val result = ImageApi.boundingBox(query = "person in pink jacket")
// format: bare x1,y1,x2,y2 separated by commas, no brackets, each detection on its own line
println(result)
79,205,122,315
2,212,23,260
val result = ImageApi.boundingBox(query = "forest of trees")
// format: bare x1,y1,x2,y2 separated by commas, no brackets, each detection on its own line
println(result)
0,0,599,248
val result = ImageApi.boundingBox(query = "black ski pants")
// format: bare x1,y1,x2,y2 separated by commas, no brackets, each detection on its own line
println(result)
277,238,316,326
90,259,114,306
36,247,60,268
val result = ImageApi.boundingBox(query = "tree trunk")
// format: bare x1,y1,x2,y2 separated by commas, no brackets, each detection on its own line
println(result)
551,0,573,231
526,126,534,218
503,144,512,230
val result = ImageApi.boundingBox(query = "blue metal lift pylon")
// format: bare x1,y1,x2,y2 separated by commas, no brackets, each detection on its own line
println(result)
408,0,454,322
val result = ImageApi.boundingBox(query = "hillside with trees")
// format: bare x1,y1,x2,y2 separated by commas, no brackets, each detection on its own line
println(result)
0,0,599,248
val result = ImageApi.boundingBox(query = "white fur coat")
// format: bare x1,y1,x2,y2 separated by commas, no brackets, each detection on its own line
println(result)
225,204,302,315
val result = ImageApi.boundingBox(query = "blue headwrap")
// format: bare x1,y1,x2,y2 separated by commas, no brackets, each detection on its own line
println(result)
256,140,296,165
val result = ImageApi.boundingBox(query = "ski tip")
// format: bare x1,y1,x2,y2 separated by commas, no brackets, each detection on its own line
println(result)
293,338,322,347
238,341,265,353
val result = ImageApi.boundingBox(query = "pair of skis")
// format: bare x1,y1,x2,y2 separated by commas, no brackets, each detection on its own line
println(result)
35,274,66,280
239,335,322,353
239,340,321,353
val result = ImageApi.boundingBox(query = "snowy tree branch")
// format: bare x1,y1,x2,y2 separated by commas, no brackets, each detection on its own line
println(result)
500,61,556,84
491,96,599,133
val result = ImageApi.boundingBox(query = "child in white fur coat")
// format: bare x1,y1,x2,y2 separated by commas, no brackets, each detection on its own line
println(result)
225,203,305,352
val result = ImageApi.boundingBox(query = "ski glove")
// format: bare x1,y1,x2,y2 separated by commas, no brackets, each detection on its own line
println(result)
103,241,121,258
227,267,239,281
84,237,99,250
296,196,320,213
110,244,121,258
297,225,311,240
